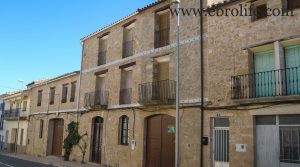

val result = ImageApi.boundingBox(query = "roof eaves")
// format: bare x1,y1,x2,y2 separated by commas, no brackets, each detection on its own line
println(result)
80,0,169,42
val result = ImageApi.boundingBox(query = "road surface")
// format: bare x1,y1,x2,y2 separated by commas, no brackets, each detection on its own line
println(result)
0,154,52,167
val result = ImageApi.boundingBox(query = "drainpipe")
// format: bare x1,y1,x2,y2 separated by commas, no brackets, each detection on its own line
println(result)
200,0,205,166
76,42,84,122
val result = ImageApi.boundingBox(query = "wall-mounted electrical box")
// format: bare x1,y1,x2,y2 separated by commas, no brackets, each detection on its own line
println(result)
236,144,246,152
131,140,136,150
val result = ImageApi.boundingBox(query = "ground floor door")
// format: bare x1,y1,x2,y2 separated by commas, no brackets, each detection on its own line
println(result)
256,115,300,167
51,119,64,156
212,118,230,167
90,117,103,164
146,115,175,167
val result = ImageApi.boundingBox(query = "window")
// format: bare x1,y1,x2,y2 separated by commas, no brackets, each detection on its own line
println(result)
286,0,300,11
98,36,108,66
253,4,268,20
37,90,43,106
61,84,68,103
22,101,27,111
119,68,133,104
0,102,4,111
49,87,55,105
39,120,44,138
70,82,76,102
155,9,170,48
119,116,129,145
20,129,24,145
123,23,134,58
279,126,300,163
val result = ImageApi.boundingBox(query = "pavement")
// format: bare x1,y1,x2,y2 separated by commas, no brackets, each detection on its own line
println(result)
0,153,100,167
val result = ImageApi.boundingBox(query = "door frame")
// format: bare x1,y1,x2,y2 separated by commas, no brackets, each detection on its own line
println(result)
89,116,104,163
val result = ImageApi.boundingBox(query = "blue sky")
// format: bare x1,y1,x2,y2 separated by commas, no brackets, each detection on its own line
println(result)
0,0,154,94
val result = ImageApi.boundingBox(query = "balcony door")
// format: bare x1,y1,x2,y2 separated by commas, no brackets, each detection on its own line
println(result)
95,76,105,105
254,51,275,97
285,45,300,95
120,69,132,104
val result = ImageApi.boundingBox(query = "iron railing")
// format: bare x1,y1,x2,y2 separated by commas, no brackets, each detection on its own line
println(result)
119,88,132,105
122,41,134,58
232,66,300,99
155,28,170,48
3,109,20,119
98,51,106,66
139,80,176,104
84,90,109,109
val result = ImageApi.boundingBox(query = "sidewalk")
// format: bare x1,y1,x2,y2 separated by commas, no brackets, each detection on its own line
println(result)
0,152,101,167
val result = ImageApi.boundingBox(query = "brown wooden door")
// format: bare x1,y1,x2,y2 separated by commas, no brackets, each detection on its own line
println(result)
146,115,175,167
51,119,64,156
91,117,103,163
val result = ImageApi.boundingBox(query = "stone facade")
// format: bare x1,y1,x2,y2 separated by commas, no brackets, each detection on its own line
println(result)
25,0,300,167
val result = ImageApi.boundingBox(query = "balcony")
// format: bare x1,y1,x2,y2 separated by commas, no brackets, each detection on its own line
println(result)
98,51,106,66
154,28,170,48
139,80,176,105
231,67,300,100
3,109,27,120
122,41,134,58
84,90,109,109
119,88,132,105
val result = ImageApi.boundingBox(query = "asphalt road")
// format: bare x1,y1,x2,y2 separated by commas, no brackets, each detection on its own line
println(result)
0,154,52,167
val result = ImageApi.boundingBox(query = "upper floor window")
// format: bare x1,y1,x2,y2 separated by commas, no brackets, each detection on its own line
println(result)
50,87,55,105
119,66,133,105
37,90,43,106
61,84,68,103
123,22,135,58
119,115,129,145
98,34,108,66
155,8,170,48
70,82,76,102
286,0,300,11
22,101,27,112
251,3,268,21
0,102,4,111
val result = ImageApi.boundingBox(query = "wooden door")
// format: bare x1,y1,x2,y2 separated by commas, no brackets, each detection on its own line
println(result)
146,115,175,167
91,117,103,164
51,119,64,156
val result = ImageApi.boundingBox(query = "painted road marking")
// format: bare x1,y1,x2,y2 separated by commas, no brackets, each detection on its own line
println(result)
0,161,15,167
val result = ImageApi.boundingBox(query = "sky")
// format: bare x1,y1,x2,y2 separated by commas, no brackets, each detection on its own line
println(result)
0,0,154,94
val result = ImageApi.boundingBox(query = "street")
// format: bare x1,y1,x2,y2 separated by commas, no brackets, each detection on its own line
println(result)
0,154,52,167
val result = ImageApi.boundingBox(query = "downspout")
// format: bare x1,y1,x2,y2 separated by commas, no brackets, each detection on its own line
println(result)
76,42,84,122
200,0,205,167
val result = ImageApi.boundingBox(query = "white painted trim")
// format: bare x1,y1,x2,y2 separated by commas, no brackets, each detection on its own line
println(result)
83,34,207,74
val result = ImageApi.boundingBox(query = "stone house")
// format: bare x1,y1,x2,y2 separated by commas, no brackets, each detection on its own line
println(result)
26,71,79,157
25,0,300,167
203,0,300,167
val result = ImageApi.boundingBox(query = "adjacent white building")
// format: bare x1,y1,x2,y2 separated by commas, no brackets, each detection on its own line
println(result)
0,90,30,153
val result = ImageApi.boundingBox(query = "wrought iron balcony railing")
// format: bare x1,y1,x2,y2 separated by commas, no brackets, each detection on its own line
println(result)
84,90,109,109
155,27,170,48
139,80,176,105
119,88,132,105
3,109,20,119
231,66,300,99
98,51,106,66
122,41,134,58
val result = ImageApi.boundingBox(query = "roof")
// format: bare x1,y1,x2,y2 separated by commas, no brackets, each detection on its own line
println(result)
207,0,243,10
27,71,80,88
80,0,168,42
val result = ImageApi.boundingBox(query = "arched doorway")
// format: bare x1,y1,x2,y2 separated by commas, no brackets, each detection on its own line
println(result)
90,116,104,163
48,118,64,156
145,115,175,167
